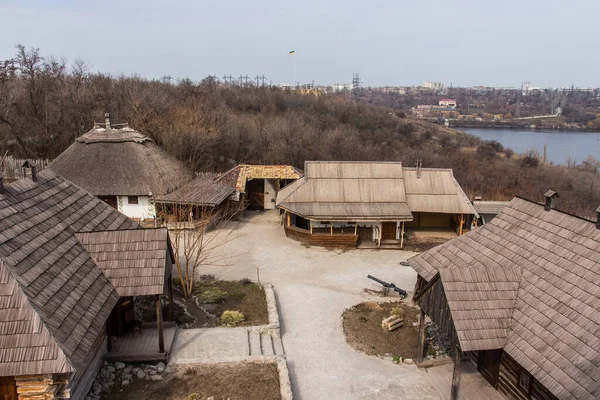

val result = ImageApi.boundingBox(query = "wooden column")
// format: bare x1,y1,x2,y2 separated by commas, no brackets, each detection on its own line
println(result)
417,309,425,363
330,225,333,235
107,321,112,352
309,220,313,234
156,295,165,353
378,222,382,248
451,346,462,400
168,275,174,322
286,212,291,227
400,222,405,249
354,223,358,235
459,214,465,236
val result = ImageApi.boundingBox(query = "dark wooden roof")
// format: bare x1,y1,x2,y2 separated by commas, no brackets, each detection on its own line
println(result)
409,197,600,400
76,229,170,297
154,177,235,207
0,170,139,376
48,126,193,196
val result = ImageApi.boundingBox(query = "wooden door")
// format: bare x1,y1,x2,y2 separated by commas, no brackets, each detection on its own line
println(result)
381,222,397,240
478,350,502,388
0,376,17,400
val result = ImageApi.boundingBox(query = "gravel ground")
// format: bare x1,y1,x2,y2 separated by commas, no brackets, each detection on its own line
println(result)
184,210,501,400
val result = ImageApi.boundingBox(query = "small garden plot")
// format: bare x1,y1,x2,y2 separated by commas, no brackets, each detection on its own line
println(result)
138,277,269,328
343,301,420,359
103,362,280,400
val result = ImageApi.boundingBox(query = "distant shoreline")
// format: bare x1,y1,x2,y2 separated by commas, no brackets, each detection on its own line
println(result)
448,121,600,133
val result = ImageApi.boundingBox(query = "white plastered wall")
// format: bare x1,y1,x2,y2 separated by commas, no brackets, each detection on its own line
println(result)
117,195,156,220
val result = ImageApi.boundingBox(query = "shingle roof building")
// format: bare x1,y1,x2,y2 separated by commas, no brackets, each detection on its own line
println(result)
409,197,600,400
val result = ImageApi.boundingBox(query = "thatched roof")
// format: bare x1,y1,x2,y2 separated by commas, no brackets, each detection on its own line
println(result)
0,170,140,376
76,229,171,297
409,197,600,400
276,161,413,221
216,164,303,193
155,176,235,207
276,162,476,221
49,125,193,196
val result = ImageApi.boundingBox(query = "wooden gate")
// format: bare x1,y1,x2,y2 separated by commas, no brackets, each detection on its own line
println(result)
0,376,17,400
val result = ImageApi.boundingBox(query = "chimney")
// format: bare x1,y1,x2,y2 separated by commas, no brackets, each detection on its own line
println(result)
544,190,558,211
416,159,422,178
21,161,31,179
31,165,37,182
104,113,111,129
596,206,600,230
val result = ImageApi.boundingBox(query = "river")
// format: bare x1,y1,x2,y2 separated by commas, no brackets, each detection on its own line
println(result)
461,128,600,165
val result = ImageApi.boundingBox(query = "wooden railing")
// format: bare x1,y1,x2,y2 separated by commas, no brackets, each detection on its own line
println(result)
284,225,358,248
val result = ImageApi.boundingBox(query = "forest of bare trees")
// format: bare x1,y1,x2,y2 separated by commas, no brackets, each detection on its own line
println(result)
1,46,598,217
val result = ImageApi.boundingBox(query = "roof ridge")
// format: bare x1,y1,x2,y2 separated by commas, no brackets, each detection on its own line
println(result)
513,196,596,224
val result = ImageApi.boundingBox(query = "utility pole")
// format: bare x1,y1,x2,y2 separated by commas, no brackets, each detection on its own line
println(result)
260,75,267,87
256,75,260,87
239,75,244,87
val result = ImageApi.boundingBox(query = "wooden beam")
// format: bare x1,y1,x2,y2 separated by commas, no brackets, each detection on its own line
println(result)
451,346,462,400
417,309,425,363
156,295,165,353
168,275,174,322
400,222,405,249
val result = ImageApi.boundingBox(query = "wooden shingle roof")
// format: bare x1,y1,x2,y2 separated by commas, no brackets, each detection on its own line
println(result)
409,197,600,400
0,170,139,376
76,229,170,297
154,177,235,207
276,162,413,221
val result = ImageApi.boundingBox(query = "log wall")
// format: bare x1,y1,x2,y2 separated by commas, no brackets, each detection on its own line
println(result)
498,352,558,400
284,226,358,248
14,374,67,400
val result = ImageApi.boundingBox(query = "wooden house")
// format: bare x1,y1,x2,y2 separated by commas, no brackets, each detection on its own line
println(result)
472,199,511,224
215,164,302,211
48,114,193,221
0,170,175,400
409,193,600,400
276,161,477,248
154,174,238,223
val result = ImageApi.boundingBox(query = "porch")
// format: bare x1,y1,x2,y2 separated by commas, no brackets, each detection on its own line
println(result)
105,322,177,363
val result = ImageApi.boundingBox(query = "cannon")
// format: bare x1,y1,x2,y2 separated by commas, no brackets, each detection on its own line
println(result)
367,275,407,299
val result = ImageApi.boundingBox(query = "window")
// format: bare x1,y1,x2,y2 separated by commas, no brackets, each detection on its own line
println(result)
127,196,139,205
519,370,532,393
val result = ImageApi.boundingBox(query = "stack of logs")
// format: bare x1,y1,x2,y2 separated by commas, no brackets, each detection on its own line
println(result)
15,375,69,399
381,315,404,331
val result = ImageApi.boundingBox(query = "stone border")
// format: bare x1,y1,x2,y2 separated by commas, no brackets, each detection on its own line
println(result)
276,356,293,400
263,283,280,329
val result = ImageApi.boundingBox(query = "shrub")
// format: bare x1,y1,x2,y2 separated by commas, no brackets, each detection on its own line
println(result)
391,307,405,319
199,274,215,282
239,277,253,285
221,310,245,327
198,287,229,303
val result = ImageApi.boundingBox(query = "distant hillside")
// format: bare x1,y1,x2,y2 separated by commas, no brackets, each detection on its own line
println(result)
0,46,598,217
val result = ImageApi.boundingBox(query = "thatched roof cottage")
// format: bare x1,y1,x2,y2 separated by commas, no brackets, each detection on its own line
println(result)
409,193,600,400
48,114,193,221
0,170,176,399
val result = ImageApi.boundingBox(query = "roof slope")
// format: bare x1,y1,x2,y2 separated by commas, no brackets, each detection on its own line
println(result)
49,126,193,196
76,229,169,297
216,164,303,193
154,176,235,207
403,168,478,215
409,197,600,400
276,161,413,221
473,200,510,215
0,170,139,376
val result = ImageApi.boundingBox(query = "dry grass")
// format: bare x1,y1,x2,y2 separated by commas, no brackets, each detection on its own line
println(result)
103,362,280,400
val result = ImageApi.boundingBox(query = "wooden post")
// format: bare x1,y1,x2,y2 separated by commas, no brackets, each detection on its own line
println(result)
451,346,462,400
459,214,465,236
309,220,313,234
378,222,382,248
156,295,165,353
400,222,405,249
330,225,333,235
168,275,174,322
106,321,112,352
417,309,425,363
354,223,358,235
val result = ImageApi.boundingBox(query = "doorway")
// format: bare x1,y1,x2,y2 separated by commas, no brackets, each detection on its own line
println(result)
478,350,502,388
381,222,397,240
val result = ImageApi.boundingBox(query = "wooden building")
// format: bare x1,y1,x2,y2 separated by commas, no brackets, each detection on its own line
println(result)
48,114,193,221
472,199,511,224
276,161,477,248
215,164,302,211
409,193,600,400
0,170,175,400
154,174,238,223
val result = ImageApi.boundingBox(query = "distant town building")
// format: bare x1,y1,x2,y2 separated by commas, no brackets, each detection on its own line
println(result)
423,81,444,91
439,99,457,109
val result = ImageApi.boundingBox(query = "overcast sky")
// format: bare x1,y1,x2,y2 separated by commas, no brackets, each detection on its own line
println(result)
1,0,598,88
